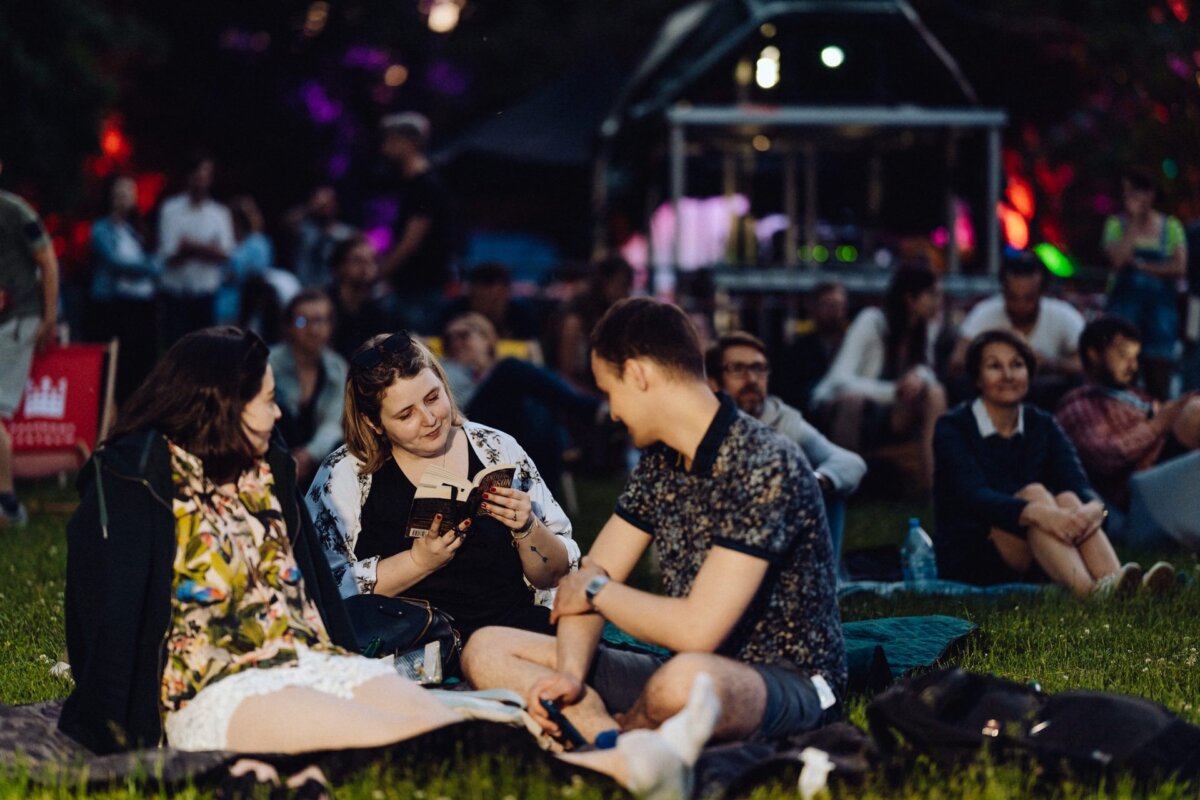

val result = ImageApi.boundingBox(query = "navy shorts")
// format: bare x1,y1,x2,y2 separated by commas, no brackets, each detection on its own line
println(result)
586,646,839,739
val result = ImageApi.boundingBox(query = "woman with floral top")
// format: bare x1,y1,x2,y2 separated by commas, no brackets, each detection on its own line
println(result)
306,331,579,643
59,327,460,758
58,327,725,799
60,326,734,800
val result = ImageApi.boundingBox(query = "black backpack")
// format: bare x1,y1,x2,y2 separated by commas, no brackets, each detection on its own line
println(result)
867,667,1200,786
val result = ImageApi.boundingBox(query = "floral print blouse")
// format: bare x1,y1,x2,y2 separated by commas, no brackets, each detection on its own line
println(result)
160,442,338,714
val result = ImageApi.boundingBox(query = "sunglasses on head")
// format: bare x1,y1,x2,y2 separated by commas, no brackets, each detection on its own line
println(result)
351,330,414,370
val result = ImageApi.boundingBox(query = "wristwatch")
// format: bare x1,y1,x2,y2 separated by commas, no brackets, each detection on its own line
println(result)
584,575,611,609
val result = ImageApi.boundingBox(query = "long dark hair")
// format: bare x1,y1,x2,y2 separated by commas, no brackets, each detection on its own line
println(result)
106,327,271,483
883,265,937,377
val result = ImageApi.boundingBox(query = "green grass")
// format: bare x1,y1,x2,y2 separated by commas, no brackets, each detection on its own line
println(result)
2,476,1198,798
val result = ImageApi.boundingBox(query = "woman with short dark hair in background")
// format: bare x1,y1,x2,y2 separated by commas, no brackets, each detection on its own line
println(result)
932,329,1165,597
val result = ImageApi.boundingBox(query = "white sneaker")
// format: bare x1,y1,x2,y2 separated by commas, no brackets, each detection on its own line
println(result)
0,501,28,528
1141,561,1176,596
1092,562,1142,599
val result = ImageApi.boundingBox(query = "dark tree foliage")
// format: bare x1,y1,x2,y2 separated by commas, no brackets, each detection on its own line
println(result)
0,1,160,206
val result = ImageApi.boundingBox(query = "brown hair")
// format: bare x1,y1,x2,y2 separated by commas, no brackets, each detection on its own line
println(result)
444,312,497,359
343,332,464,474
590,297,704,380
705,332,768,382
284,288,333,322
965,329,1038,387
106,327,270,484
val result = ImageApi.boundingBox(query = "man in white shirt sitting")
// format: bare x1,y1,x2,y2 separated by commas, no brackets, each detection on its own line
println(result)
951,252,1085,408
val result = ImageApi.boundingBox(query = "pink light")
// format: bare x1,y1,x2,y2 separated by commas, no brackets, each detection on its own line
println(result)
1168,54,1192,79
954,199,976,252
1169,0,1189,22
364,226,392,254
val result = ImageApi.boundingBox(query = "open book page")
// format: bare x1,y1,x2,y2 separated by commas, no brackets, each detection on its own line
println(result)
406,463,516,537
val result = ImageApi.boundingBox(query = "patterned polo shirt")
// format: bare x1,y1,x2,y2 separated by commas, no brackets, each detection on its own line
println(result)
615,394,847,693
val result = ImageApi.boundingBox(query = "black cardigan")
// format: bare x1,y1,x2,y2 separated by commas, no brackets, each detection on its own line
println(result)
57,429,356,754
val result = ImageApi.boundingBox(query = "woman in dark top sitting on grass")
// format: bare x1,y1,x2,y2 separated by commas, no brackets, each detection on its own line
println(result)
306,332,579,642
932,329,1149,597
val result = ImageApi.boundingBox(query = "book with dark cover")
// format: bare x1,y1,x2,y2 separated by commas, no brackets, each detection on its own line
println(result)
406,463,516,537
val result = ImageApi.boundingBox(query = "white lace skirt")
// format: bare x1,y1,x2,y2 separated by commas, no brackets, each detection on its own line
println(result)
164,645,398,751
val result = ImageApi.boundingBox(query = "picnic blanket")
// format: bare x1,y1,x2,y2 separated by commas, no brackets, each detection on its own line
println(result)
839,579,1055,599
0,701,590,791
1,615,975,791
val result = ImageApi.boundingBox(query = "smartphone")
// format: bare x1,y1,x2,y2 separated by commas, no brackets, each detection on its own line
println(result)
539,698,589,748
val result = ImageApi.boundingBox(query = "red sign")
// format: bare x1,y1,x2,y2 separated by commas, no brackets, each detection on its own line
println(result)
7,344,109,454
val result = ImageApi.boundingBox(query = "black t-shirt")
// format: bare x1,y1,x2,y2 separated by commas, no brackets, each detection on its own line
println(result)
391,170,452,292
356,447,534,633
329,289,391,361
277,361,326,449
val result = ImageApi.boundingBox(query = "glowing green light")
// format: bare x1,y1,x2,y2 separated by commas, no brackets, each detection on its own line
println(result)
1034,243,1075,278
812,245,829,262
835,245,858,262
798,245,811,261
1163,158,1179,180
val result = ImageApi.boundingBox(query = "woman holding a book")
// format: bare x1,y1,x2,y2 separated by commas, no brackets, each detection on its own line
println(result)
307,331,579,641
59,327,719,800
59,326,463,760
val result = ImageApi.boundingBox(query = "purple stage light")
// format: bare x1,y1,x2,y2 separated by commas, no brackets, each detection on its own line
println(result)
300,81,342,124
343,46,391,70
425,60,469,96
328,153,351,179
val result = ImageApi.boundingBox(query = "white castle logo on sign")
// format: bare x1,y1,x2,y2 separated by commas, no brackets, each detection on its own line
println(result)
23,376,68,419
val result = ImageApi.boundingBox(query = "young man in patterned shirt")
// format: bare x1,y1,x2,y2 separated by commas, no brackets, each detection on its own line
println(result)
463,297,845,747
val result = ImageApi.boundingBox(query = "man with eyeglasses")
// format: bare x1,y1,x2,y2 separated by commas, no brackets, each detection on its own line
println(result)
706,332,865,577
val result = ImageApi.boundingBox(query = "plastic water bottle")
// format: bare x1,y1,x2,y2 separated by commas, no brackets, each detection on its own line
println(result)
901,518,937,583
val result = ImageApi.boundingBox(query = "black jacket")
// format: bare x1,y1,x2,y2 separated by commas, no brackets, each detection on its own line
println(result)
57,429,356,754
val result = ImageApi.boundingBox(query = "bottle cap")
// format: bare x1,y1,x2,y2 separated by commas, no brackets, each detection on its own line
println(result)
908,517,920,527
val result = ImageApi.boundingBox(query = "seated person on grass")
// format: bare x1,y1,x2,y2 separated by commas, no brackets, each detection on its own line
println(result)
269,289,347,487
810,265,948,496
705,331,866,577
933,329,1171,598
948,252,1085,409
462,298,846,747
58,326,721,800
1056,315,1200,544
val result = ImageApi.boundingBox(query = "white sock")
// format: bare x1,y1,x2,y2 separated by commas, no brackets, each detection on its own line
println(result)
616,730,690,800
613,672,722,800
654,672,721,765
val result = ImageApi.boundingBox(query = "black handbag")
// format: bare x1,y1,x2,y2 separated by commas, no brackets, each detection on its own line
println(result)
342,594,461,673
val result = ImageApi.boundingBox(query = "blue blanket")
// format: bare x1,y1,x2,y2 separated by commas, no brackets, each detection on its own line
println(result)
604,614,978,695
839,579,1055,599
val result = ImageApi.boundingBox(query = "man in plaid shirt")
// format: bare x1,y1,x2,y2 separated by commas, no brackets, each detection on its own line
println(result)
1056,316,1200,510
